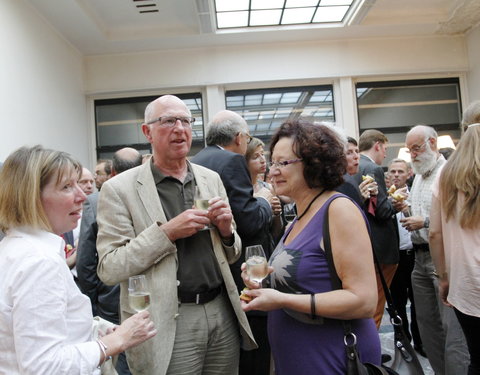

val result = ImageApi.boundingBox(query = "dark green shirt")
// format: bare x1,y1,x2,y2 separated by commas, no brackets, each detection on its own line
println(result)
150,160,222,293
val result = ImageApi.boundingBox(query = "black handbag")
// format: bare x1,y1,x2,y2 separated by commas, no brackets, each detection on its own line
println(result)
322,197,424,375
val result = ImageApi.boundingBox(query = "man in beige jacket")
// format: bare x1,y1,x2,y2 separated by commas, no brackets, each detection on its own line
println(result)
96,95,256,375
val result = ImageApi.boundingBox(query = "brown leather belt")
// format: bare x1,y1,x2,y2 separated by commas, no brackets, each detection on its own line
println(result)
178,285,222,304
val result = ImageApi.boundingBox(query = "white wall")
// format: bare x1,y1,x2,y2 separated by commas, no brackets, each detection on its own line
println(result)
0,0,91,167
85,34,468,138
466,24,480,103
85,35,468,94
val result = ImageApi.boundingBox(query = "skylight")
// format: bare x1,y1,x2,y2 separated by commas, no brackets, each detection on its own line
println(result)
215,0,355,29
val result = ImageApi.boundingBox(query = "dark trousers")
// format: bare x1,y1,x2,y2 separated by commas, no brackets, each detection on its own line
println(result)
389,250,422,346
454,307,480,375
239,315,271,375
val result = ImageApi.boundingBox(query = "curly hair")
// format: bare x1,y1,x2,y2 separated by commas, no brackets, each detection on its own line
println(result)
269,120,346,190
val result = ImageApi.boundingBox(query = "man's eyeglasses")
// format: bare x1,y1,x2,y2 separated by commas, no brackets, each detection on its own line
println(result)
406,141,427,154
146,117,195,127
237,132,252,144
268,158,303,169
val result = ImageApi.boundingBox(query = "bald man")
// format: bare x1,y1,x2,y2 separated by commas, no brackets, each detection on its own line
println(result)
78,167,95,195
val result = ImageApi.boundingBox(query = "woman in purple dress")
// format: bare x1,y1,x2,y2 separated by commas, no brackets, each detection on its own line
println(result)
241,121,381,374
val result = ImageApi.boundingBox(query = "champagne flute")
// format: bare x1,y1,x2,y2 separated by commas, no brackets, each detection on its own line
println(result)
245,245,268,285
128,275,151,312
194,186,212,230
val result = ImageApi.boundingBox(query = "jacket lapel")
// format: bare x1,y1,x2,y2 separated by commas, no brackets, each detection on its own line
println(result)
136,162,167,224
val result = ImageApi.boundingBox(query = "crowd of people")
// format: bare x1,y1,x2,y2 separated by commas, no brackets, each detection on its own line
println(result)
0,95,479,375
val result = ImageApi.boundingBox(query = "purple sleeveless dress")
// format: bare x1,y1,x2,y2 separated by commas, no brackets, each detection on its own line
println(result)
267,194,381,374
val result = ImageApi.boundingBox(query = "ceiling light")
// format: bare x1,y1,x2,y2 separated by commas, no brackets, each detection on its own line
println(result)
397,148,411,163
437,135,456,149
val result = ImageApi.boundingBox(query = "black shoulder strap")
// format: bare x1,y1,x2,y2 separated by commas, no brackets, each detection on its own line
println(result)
322,196,400,326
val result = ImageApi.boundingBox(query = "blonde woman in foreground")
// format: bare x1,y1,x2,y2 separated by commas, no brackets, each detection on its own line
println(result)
0,145,156,374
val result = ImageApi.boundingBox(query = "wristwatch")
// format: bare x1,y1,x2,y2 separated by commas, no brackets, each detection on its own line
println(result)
423,217,430,228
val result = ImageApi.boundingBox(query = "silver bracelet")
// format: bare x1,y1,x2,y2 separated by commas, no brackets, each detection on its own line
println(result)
96,339,111,367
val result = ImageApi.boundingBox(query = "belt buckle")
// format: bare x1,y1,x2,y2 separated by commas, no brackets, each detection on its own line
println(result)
196,294,200,304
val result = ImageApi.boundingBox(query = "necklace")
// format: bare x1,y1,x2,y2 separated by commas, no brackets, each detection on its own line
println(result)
296,189,326,221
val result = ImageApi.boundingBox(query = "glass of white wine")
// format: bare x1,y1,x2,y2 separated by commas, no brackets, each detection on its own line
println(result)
128,275,151,312
194,186,212,230
245,245,268,285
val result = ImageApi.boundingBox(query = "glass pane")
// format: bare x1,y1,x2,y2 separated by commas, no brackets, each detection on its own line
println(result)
226,85,335,150
95,93,204,158
313,5,349,22
282,7,316,24
250,9,282,26
356,79,462,167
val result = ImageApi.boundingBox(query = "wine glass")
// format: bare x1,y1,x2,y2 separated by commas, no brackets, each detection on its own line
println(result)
194,186,212,230
283,203,297,223
245,245,268,285
128,275,151,312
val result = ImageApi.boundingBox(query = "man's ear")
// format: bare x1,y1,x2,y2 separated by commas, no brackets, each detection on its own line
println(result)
234,132,242,146
141,123,152,142
428,136,436,150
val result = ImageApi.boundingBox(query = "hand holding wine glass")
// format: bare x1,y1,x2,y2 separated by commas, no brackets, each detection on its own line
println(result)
128,275,151,312
245,245,268,286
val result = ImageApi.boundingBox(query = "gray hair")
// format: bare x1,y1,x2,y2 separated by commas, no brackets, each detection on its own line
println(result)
206,110,248,147
407,125,438,140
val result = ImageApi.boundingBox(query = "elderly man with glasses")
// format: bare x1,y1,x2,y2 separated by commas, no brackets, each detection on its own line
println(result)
96,96,256,375
400,125,468,375
192,110,276,375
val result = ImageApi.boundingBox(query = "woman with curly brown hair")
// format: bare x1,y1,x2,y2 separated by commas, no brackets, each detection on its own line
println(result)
240,121,380,374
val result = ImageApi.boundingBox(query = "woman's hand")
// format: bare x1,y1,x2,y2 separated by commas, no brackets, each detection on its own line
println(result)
102,310,157,353
240,262,274,289
438,275,451,307
269,196,282,217
240,288,284,312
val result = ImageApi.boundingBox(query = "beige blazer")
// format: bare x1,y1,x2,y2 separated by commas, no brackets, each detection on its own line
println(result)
96,162,257,375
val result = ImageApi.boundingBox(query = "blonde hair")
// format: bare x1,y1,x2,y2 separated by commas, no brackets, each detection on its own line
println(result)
439,124,480,228
0,145,82,232
245,137,265,162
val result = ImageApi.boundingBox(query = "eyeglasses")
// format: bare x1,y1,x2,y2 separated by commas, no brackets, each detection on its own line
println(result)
146,116,195,127
406,141,427,154
268,158,303,169
238,132,252,144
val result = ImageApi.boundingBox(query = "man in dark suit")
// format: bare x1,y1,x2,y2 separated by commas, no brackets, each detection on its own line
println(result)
354,129,399,329
76,147,142,375
191,110,274,375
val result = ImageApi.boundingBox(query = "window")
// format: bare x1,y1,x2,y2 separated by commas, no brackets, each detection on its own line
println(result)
215,0,356,29
226,85,334,150
94,93,203,159
356,78,462,165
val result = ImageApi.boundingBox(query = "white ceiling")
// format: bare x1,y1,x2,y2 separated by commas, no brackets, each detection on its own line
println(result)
25,0,480,55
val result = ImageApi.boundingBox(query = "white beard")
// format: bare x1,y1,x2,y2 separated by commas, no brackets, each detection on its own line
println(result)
411,144,437,176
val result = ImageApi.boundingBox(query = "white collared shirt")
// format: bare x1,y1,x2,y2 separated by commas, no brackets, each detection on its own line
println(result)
409,155,446,244
0,227,100,375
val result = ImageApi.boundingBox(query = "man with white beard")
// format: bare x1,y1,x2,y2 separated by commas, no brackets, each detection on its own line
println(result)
401,125,468,375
